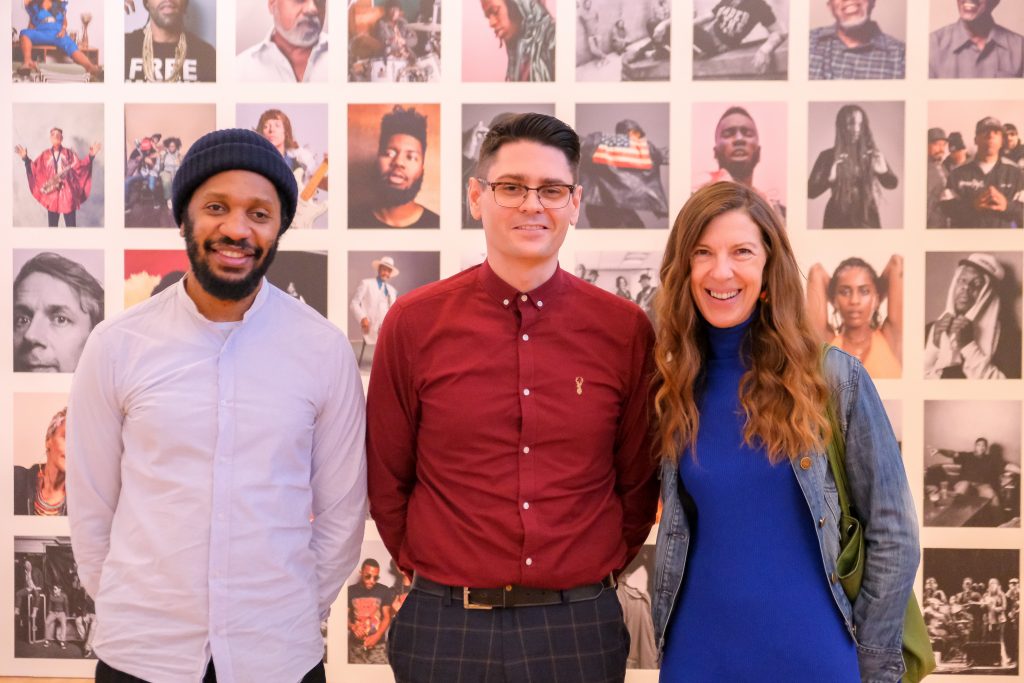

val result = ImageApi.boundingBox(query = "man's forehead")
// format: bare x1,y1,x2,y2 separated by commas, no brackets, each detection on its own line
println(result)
485,141,574,182
717,114,756,133
384,133,424,152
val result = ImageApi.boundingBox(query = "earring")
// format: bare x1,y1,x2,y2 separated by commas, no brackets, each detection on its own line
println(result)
759,289,768,303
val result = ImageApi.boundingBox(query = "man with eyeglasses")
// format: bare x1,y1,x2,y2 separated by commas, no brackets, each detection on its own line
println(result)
367,112,658,683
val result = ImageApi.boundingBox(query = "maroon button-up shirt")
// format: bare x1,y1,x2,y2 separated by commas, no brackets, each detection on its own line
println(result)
367,261,658,589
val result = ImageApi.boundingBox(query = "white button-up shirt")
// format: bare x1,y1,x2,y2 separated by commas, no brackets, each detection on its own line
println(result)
67,279,366,683
236,30,329,82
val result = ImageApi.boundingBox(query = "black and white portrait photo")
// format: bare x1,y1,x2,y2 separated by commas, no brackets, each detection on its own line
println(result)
692,0,787,80
14,536,95,659
575,251,661,326
924,400,1021,528
922,548,1019,675
807,101,905,229
924,251,1022,379
576,103,669,229
13,249,104,374
808,0,906,80
618,545,657,669
576,0,670,81
462,103,555,229
929,0,1024,79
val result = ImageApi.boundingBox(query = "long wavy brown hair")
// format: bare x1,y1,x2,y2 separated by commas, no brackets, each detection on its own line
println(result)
653,182,830,464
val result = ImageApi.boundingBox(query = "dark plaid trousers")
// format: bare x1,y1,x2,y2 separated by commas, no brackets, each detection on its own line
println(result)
96,658,326,682
387,585,630,683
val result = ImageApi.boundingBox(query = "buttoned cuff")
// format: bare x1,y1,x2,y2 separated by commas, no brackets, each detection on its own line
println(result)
856,643,905,683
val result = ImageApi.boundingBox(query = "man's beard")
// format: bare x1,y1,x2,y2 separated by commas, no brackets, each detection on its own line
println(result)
376,173,424,209
184,214,279,301
276,15,323,48
146,1,187,33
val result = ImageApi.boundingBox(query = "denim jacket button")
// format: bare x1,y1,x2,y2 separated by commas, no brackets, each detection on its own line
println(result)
830,572,838,583
799,456,812,470
818,516,826,527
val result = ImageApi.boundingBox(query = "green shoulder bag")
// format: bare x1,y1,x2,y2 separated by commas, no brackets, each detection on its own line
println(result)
824,393,935,682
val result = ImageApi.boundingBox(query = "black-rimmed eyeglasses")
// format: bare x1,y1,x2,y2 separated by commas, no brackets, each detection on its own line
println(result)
474,178,577,209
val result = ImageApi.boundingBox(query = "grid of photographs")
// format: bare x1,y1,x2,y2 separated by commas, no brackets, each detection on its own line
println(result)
4,0,1024,680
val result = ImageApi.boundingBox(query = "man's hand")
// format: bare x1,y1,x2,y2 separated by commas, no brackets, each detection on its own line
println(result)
752,48,770,74
361,317,371,334
932,312,954,345
949,315,974,348
363,631,383,648
15,145,28,160
870,150,887,174
982,185,1008,212
349,620,368,638
89,142,102,158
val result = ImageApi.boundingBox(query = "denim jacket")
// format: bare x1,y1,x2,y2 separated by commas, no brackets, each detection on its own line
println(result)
652,347,920,683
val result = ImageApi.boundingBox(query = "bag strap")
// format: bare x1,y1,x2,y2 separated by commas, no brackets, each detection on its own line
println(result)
822,345,855,545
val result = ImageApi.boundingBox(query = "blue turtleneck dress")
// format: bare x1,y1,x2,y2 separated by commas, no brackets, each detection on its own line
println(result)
660,317,860,682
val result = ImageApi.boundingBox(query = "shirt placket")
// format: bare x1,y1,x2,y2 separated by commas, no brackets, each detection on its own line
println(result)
208,330,237,670
515,293,539,581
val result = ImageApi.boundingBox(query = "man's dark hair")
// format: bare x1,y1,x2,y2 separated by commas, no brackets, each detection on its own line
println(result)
1005,123,1018,135
716,106,755,130
361,558,380,570
476,112,581,178
379,106,428,155
976,437,989,446
14,252,104,329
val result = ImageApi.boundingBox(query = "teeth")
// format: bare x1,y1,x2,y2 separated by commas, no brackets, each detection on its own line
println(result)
709,290,739,300
220,249,247,258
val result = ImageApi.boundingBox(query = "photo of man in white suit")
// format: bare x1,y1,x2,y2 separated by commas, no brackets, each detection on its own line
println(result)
350,255,399,346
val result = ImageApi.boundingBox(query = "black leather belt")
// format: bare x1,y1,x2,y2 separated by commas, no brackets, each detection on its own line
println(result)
411,574,616,610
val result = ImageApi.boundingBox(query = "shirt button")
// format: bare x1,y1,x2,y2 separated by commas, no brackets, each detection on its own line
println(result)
522,334,529,341
523,502,530,510
505,584,513,592
523,446,530,454
520,294,528,302
536,301,543,307
525,558,533,566
799,456,812,470
523,388,530,396
503,298,510,306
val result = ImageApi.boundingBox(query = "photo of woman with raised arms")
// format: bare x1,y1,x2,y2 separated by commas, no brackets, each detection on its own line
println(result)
650,181,919,682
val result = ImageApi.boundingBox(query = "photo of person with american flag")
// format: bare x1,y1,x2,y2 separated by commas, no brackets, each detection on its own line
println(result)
576,102,670,228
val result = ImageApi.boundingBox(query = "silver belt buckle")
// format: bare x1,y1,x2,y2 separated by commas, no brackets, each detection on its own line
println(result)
463,587,493,610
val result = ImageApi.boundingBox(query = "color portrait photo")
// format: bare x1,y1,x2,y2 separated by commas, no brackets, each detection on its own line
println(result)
123,249,188,308
691,101,787,218
805,252,904,379
348,103,441,229
347,250,439,371
124,103,216,229
13,393,69,516
464,0,556,81
12,0,104,82
237,103,329,230
236,0,328,82
348,0,441,82
123,0,216,82
12,103,104,228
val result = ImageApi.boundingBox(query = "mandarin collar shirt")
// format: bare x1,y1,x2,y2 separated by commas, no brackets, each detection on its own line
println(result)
367,262,659,590
236,29,329,82
809,21,906,79
66,279,366,683
929,20,1024,78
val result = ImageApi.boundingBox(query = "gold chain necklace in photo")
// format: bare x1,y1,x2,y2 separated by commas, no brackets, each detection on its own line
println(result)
141,22,188,82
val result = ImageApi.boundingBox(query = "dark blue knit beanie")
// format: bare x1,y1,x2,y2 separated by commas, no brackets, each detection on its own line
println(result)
171,128,299,233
